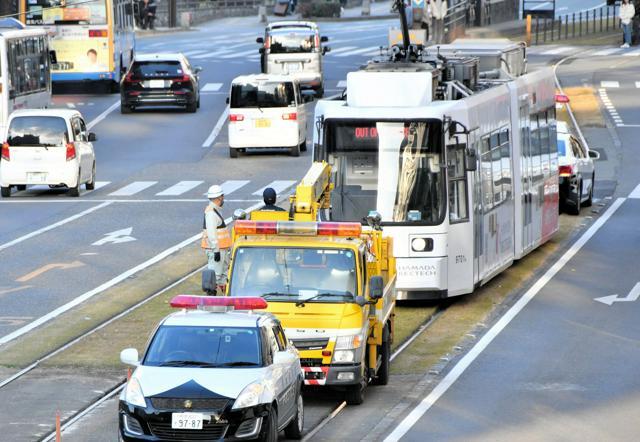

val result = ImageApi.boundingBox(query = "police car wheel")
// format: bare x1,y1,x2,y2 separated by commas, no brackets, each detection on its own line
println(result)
284,390,304,439
263,408,278,442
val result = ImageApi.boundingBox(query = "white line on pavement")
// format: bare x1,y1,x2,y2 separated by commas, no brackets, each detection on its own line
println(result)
328,46,358,55
383,198,626,441
252,180,297,196
635,82,640,88
86,100,120,130
335,46,381,57
593,48,622,56
221,180,251,195
629,183,640,199
219,49,257,59
0,202,112,252
600,81,620,88
336,80,347,88
109,181,157,196
156,181,204,196
201,82,224,92
0,200,267,347
541,46,575,55
623,49,640,57
202,106,229,148
182,49,208,56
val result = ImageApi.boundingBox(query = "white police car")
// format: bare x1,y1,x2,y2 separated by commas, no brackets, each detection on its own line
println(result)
119,296,304,441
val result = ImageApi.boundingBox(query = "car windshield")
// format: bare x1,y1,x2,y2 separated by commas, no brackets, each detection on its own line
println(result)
144,325,262,367
25,0,107,25
557,139,566,156
231,82,296,108
7,116,68,147
131,61,183,79
228,247,357,302
269,30,316,53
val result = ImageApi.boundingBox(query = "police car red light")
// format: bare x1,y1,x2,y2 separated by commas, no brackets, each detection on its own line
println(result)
170,295,268,310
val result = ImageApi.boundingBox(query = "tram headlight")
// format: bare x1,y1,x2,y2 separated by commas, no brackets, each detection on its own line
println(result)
411,237,433,252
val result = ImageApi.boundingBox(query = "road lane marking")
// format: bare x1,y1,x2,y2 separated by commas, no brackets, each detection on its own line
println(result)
201,83,223,92
336,80,347,88
252,180,297,196
335,46,381,57
202,106,229,148
219,49,257,59
156,180,204,196
92,227,136,246
0,286,32,296
109,181,157,196
16,261,85,283
594,281,640,305
182,49,208,56
628,183,640,199
221,180,251,195
600,81,619,88
0,199,268,347
623,49,640,57
636,82,640,89
593,48,622,56
541,46,575,55
66,103,76,109
86,100,120,130
328,46,358,55
0,202,112,252
383,198,626,441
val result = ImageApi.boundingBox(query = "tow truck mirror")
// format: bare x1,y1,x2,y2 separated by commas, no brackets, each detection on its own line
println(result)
120,348,139,366
322,46,330,55
369,276,384,300
88,132,97,142
202,269,217,295
256,37,264,44
49,50,58,65
355,295,367,307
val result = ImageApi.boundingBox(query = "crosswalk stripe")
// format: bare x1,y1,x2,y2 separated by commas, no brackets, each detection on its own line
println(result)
592,48,622,56
156,181,204,196
219,49,258,59
335,46,382,57
191,50,232,59
540,46,575,55
252,180,297,196
337,80,347,88
66,103,76,109
182,50,208,57
109,181,157,196
635,82,640,88
329,46,359,55
629,183,640,199
216,180,251,196
623,49,640,57
94,181,110,190
600,81,620,88
201,83,224,92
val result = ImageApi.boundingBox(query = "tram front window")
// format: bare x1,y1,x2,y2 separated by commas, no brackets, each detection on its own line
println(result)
323,120,446,225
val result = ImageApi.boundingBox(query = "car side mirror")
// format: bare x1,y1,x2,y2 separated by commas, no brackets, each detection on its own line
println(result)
320,36,329,42
466,148,477,171
369,276,384,300
225,97,230,104
202,269,217,295
302,91,315,103
322,46,330,55
49,50,58,65
120,348,139,366
193,66,203,74
259,47,265,54
88,132,97,142
256,37,264,44
588,150,600,160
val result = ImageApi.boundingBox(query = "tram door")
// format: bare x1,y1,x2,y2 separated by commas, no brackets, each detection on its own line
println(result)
520,103,535,251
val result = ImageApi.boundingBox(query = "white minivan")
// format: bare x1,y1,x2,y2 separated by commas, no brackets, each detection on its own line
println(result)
1,109,97,197
227,75,310,158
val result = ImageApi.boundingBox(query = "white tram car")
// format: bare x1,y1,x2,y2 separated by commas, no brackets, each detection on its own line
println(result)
313,39,559,300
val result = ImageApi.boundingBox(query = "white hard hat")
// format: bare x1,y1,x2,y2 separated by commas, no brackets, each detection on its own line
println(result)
207,184,224,199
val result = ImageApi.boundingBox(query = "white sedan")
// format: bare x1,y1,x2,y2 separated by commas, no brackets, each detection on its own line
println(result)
1,109,97,198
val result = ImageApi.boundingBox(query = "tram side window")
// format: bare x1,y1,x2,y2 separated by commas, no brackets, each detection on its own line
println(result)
491,134,502,205
447,144,469,222
539,113,550,175
500,129,511,200
530,115,542,180
547,108,558,168
480,137,493,210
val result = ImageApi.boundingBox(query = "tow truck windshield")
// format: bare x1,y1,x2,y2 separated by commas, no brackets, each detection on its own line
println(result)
318,119,446,225
229,247,357,301
143,326,262,367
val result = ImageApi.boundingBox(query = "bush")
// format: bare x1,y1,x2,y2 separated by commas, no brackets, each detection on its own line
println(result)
297,0,342,18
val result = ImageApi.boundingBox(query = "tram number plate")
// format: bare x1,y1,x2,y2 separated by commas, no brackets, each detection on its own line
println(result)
171,412,203,430
255,118,271,128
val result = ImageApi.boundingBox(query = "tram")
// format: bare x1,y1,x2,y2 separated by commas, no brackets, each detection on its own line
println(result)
312,8,559,300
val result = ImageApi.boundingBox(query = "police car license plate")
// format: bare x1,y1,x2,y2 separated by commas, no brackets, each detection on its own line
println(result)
171,412,203,430
27,172,46,183
255,118,271,128
149,79,165,88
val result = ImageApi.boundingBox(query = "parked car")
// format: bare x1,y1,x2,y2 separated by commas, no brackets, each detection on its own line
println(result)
257,21,329,97
120,53,201,113
227,74,311,158
557,121,599,214
1,109,96,198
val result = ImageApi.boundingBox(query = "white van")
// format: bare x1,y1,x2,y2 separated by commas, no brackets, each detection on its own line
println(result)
227,75,309,158
1,109,97,197
257,21,330,97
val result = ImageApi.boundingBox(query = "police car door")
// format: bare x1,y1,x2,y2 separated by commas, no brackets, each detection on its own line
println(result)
266,322,296,425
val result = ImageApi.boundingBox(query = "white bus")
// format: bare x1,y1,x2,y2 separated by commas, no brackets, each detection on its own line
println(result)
0,26,52,136
313,39,559,300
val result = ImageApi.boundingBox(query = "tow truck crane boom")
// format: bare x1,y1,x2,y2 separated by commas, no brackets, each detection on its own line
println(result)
288,161,333,221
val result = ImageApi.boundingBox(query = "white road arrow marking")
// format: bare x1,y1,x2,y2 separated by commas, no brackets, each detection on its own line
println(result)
594,282,640,306
92,227,137,246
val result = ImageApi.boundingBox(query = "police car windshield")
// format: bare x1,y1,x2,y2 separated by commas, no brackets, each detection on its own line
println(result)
228,247,357,301
144,326,262,367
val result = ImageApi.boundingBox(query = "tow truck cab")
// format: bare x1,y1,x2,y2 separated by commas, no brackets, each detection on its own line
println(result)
227,220,396,404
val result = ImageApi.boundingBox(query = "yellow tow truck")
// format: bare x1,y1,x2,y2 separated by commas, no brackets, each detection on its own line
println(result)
225,162,396,404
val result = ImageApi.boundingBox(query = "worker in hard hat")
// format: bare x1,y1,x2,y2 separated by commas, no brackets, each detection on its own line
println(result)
260,187,286,211
202,184,231,294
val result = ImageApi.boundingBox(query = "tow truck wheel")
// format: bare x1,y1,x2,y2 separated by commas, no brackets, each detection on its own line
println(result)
372,325,390,386
284,388,304,439
263,407,278,442
229,147,238,158
346,382,365,405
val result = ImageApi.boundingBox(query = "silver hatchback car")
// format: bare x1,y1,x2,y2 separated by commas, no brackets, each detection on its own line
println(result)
257,21,330,97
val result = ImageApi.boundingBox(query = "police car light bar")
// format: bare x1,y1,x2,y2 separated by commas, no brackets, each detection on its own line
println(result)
170,295,268,311
234,220,361,237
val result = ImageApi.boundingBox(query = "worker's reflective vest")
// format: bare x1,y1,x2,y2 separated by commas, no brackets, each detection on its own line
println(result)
201,205,232,250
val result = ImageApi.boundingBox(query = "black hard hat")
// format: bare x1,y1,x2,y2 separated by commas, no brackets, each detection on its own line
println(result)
263,187,277,205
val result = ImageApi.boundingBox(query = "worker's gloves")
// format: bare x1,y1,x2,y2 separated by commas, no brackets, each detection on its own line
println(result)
214,251,221,262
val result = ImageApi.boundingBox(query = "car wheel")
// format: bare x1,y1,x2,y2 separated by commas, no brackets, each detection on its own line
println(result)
120,101,132,114
1,186,11,198
186,101,197,113
300,139,307,152
371,325,390,386
86,163,96,190
197,96,201,108
16,185,27,191
567,179,582,215
229,147,238,158
290,142,300,157
584,172,594,207
263,408,278,442
68,172,81,197
284,388,304,439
